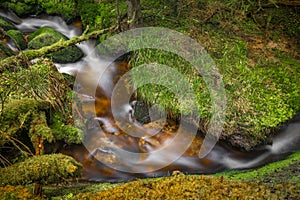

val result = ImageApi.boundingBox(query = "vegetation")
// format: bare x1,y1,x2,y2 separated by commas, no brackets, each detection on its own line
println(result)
28,27,84,63
129,0,300,150
215,151,300,187
0,154,82,186
0,16,16,30
0,0,299,199
6,30,26,50
73,171,299,199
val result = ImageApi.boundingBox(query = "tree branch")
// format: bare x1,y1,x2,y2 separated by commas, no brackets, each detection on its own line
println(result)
0,26,116,72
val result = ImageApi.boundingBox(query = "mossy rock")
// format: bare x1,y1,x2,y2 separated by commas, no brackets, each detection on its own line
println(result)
6,30,27,50
28,27,84,63
0,154,82,186
0,16,16,31
0,41,14,59
2,0,77,21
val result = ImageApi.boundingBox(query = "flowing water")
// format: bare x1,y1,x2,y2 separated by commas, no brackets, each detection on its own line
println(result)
1,11,300,182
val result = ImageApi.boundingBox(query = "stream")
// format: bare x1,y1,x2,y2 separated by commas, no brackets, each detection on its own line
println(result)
1,10,300,182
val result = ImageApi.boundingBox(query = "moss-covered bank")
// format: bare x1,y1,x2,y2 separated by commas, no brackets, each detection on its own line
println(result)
19,151,298,199
129,0,300,150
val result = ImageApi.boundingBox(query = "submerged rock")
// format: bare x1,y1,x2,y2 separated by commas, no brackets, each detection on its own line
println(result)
28,27,83,63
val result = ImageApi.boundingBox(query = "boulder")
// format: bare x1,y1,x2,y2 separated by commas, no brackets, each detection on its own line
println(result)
28,27,84,63
0,16,16,31
6,29,27,50
0,40,14,59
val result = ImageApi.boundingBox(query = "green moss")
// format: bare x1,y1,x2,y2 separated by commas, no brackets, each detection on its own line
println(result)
6,30,27,50
49,113,83,144
129,0,300,150
215,151,300,187
37,0,77,21
78,0,126,31
74,172,299,199
0,154,82,186
0,41,14,59
0,16,16,31
28,27,62,42
0,98,50,146
0,185,36,200
1,0,38,16
2,0,76,20
28,28,83,63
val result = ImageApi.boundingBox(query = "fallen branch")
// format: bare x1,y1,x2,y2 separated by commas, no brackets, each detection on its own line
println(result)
0,26,116,72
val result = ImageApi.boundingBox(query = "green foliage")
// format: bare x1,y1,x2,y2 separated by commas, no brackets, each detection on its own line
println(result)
6,30,27,50
0,154,82,186
28,28,83,63
49,113,83,144
1,0,38,16
1,0,76,20
129,0,300,150
78,0,125,31
37,0,77,21
130,49,210,119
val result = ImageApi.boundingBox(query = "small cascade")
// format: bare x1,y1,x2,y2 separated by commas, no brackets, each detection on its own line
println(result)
1,10,299,182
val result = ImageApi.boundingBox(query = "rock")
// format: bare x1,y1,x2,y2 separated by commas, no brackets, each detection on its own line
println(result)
6,29,26,50
0,16,16,31
0,40,14,59
28,27,84,63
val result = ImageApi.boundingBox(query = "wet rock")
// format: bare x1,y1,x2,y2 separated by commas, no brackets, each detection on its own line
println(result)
0,40,14,59
0,16,16,31
6,29,26,50
28,27,83,63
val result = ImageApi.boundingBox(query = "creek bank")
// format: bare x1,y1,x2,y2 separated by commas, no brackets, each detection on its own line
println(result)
1,1,299,151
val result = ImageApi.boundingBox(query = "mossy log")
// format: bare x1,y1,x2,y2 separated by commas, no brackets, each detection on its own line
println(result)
0,154,82,186
0,26,116,72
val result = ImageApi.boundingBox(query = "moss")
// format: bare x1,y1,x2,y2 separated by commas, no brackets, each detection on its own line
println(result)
129,0,300,150
37,0,77,22
74,172,299,199
0,16,16,31
28,27,83,63
1,0,38,16
49,113,83,144
6,30,27,50
0,185,36,200
0,154,82,186
0,41,14,59
78,0,126,31
215,151,300,187
1,0,76,20
0,98,50,146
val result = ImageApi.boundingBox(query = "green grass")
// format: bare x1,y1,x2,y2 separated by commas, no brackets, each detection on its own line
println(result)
129,0,300,150
215,151,300,186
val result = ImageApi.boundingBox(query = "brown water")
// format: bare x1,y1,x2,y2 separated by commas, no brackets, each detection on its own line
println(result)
2,10,300,182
